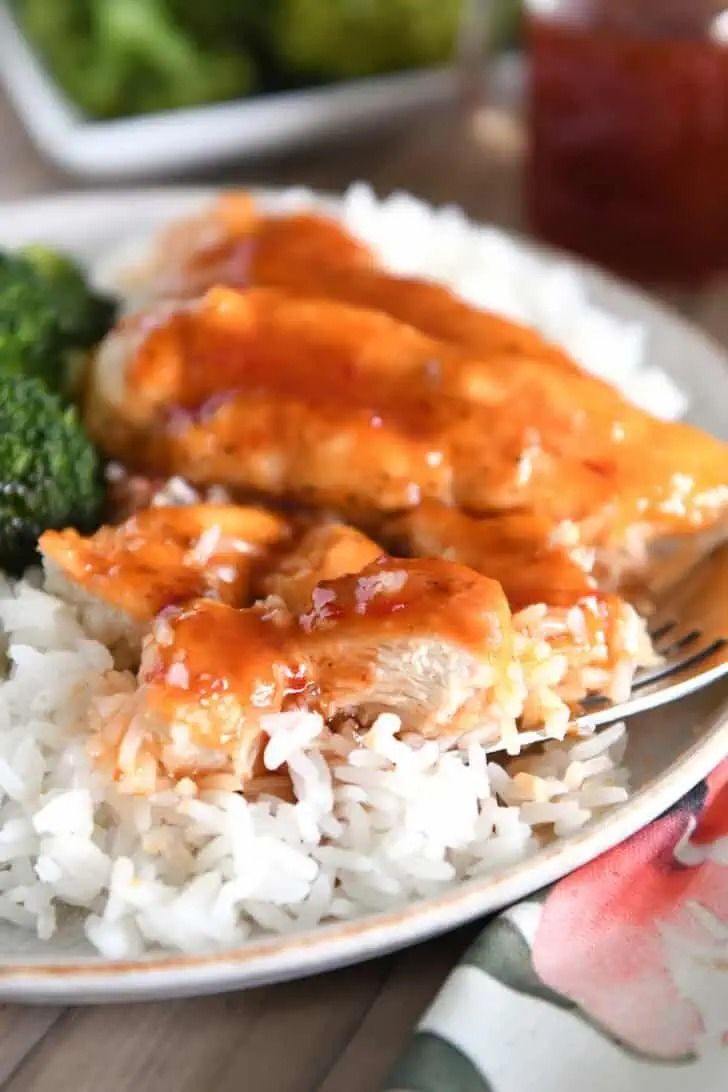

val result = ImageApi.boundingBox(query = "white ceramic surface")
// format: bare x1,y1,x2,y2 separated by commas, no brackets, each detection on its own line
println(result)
0,188,725,1003
0,6,456,180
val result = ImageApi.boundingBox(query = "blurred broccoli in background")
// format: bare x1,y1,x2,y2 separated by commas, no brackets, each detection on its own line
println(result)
164,0,271,48
164,0,523,79
272,0,463,81
14,0,255,118
14,0,522,118
0,247,115,393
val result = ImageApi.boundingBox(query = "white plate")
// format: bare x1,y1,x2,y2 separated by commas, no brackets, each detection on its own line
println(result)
0,188,726,1003
0,6,456,180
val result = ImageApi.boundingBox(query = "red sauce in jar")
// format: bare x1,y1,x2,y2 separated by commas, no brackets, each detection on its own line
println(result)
526,11,728,281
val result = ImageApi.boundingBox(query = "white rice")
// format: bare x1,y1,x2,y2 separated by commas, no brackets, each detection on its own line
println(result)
0,575,629,956
0,186,683,957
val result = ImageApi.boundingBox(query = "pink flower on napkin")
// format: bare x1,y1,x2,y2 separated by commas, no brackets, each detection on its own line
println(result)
532,759,728,1060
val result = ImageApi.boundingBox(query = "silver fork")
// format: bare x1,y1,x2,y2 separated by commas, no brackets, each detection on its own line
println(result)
486,542,728,754
577,541,728,730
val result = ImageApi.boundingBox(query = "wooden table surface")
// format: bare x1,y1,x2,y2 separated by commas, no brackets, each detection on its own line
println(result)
1,87,727,1092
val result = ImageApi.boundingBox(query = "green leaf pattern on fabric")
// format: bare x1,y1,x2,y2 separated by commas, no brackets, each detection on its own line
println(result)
386,1030,493,1092
386,761,728,1090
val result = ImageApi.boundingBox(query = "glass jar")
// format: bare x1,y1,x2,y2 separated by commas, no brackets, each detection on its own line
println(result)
525,0,728,281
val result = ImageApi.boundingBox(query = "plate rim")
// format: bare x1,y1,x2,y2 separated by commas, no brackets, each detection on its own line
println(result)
0,185,726,1002
0,705,725,1002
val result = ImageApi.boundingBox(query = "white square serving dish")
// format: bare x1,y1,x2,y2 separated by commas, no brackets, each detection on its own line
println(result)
0,4,454,180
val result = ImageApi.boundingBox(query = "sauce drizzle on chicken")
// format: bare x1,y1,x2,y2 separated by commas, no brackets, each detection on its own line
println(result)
88,284,728,558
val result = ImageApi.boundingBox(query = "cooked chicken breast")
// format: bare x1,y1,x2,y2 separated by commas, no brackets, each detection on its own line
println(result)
259,521,385,613
385,500,657,704
119,193,568,367
117,193,371,304
385,501,596,611
40,504,291,622
297,557,515,735
126,598,299,787
86,286,728,561
48,496,650,735
251,220,577,373
97,558,525,791
152,556,515,738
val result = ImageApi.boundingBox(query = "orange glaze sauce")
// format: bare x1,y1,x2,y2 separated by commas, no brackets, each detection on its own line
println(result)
142,601,311,753
249,222,573,367
385,503,599,611
145,560,513,736
127,196,374,304
113,559,514,788
298,557,513,668
147,194,568,366
128,287,458,437
122,285,728,539
39,505,291,621
260,523,386,614
129,285,615,463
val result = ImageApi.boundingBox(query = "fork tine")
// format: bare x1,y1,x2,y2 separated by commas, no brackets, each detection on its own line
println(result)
656,628,701,656
632,638,728,691
485,543,728,755
577,645,728,730
575,541,728,732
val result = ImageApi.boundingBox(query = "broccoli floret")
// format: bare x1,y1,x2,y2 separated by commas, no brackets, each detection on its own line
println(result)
21,247,116,349
272,0,463,81
0,247,115,393
14,0,255,119
0,377,104,574
164,2,264,48
0,254,63,388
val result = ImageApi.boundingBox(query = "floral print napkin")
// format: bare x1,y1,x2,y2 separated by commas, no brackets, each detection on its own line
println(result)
386,758,728,1091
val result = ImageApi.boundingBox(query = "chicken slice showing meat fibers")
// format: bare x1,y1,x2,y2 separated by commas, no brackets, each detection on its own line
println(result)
39,504,291,662
86,286,728,565
90,598,298,795
386,501,658,710
117,192,570,368
91,558,569,795
296,557,517,737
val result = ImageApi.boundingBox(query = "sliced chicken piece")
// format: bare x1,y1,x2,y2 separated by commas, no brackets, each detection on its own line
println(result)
385,500,657,704
86,286,728,561
251,225,576,373
297,557,515,736
85,286,459,512
95,558,528,793
261,514,652,710
92,597,303,791
117,194,567,368
116,193,372,305
385,501,597,611
259,522,385,613
40,504,291,623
